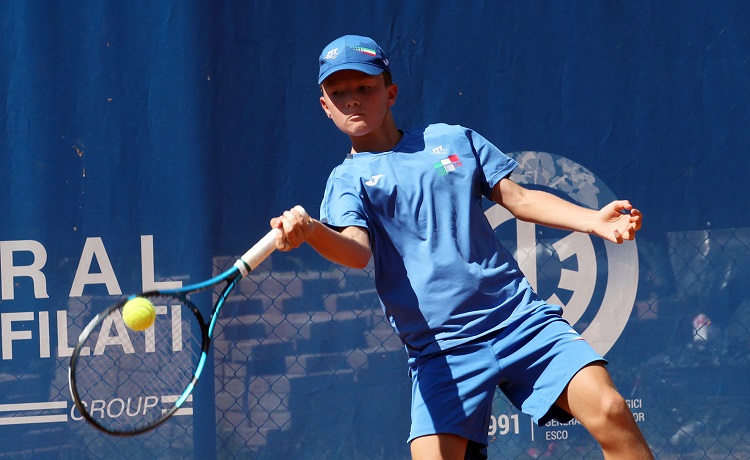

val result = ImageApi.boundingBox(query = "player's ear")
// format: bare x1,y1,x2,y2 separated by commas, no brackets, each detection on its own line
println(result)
386,83,398,107
320,96,333,119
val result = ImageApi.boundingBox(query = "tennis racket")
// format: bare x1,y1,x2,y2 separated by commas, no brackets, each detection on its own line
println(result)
68,208,303,436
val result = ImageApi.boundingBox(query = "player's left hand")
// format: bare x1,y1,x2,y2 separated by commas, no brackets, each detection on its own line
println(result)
595,200,642,244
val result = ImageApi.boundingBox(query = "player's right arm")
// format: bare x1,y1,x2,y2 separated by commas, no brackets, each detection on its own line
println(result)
270,207,371,269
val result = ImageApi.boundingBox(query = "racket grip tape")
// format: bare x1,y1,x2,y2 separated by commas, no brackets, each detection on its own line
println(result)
234,206,310,276
235,228,280,276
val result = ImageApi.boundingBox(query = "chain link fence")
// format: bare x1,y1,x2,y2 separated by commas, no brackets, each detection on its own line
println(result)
207,226,750,458
211,250,407,459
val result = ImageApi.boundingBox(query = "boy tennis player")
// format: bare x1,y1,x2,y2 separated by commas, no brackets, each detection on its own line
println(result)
271,35,652,459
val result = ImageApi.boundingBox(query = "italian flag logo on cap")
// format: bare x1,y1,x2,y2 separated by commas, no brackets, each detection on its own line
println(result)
352,46,377,56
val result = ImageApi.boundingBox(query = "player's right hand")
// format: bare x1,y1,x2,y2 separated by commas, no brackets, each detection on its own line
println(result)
270,205,314,251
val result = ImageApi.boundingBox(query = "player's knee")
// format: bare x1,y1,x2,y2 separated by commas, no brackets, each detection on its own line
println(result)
586,392,651,455
596,392,632,427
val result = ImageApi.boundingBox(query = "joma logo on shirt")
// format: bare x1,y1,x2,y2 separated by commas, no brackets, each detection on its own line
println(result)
434,155,463,176
365,174,385,186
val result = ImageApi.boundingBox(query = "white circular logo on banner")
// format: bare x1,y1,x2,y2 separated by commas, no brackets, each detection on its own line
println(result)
485,151,638,356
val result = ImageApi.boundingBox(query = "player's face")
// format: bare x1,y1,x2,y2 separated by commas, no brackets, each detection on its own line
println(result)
320,70,397,139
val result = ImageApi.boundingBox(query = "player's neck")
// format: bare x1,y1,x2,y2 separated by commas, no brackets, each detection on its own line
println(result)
349,116,402,154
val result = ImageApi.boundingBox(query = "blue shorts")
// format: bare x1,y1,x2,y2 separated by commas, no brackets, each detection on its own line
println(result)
407,303,606,446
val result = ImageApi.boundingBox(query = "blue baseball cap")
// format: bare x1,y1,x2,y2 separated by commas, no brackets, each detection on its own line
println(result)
318,35,391,84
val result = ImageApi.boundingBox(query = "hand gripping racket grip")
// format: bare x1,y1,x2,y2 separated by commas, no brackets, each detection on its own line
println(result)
233,205,309,276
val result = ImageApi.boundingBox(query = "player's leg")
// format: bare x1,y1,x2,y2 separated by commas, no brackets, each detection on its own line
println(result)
492,303,652,457
409,433,467,460
555,362,653,459
407,344,497,460
410,434,488,460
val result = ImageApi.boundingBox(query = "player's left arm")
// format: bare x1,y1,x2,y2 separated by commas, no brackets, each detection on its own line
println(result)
490,177,643,244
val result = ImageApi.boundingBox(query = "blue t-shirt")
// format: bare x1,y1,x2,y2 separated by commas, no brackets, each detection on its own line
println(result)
320,124,545,358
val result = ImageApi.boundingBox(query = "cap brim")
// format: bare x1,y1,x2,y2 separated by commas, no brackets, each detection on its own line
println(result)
318,63,385,85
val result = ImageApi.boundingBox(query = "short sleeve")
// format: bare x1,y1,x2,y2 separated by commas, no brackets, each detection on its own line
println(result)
466,128,518,198
319,175,368,230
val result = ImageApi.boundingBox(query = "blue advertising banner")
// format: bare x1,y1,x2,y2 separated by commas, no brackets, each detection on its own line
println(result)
1,1,748,458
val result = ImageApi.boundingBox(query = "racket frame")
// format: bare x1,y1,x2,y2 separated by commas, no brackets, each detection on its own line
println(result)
68,227,283,436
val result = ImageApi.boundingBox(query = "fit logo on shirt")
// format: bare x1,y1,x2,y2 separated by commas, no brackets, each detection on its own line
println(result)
431,145,448,155
434,155,463,176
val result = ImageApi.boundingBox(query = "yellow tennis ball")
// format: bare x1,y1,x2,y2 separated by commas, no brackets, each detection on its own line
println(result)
122,297,156,331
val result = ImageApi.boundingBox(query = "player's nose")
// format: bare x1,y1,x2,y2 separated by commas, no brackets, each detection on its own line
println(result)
345,97,360,108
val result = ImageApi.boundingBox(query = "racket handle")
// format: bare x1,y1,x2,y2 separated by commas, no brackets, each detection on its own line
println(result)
293,205,310,220
235,228,280,276
234,206,310,276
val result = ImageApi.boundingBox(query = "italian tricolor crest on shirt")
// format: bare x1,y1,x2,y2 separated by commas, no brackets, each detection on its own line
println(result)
434,155,463,176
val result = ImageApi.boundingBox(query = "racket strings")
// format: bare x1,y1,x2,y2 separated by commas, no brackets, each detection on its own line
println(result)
70,295,204,434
